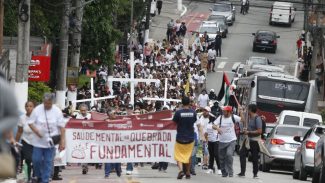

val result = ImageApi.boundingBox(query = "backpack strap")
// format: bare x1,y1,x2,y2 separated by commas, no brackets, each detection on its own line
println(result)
231,114,236,124
219,115,223,127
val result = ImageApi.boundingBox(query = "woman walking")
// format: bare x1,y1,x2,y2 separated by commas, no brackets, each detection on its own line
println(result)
15,101,35,181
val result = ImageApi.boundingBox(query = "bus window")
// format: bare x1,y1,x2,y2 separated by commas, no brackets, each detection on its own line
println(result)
303,118,320,127
283,115,300,126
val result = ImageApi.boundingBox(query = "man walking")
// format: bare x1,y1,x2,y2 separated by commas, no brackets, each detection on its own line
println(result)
173,97,197,179
213,106,242,177
214,31,222,57
157,0,163,15
208,47,216,72
167,19,175,42
238,104,262,179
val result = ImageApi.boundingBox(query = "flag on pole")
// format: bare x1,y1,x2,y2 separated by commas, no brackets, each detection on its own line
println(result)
185,73,191,95
217,72,231,105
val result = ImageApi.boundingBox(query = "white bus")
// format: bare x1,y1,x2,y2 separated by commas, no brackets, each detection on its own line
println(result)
235,72,315,123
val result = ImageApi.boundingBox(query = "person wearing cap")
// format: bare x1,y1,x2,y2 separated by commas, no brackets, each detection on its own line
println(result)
198,106,211,170
173,97,197,179
197,89,209,108
208,89,217,100
213,106,243,177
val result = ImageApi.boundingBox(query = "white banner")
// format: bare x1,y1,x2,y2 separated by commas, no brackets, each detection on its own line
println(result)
65,119,177,163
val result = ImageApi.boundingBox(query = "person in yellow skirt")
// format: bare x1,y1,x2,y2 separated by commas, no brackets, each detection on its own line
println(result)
173,97,197,179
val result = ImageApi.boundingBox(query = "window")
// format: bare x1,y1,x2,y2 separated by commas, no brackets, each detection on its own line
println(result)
303,118,320,127
283,115,300,126
275,126,308,137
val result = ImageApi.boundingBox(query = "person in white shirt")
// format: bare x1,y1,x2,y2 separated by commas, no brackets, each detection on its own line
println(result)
198,106,211,170
28,93,66,183
213,106,243,178
15,101,35,182
75,104,92,175
207,48,217,72
197,89,209,108
205,114,222,175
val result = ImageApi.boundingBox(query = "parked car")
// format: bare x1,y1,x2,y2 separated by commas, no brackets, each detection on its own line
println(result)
209,2,236,25
277,110,322,127
269,1,296,27
252,30,280,53
207,15,228,37
313,132,325,183
293,125,325,180
260,124,309,172
198,21,223,43
246,56,272,66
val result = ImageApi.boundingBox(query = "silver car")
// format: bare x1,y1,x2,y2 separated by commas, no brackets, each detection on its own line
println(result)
209,2,236,25
260,125,309,172
313,131,325,183
245,56,272,66
293,125,325,181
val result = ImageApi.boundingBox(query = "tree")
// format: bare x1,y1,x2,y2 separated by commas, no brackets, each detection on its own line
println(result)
28,82,52,103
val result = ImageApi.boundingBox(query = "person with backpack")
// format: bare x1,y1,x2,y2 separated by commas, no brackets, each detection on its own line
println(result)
237,104,262,179
213,106,242,177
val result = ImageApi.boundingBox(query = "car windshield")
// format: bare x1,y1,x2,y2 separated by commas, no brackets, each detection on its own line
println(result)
200,26,217,33
247,58,267,65
213,4,231,12
275,126,308,137
283,115,300,126
257,32,274,40
303,118,320,127
208,16,224,21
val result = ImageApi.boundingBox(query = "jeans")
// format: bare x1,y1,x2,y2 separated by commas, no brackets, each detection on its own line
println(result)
158,162,168,170
32,147,55,183
240,140,260,175
126,163,133,171
219,140,236,176
208,141,220,170
191,145,198,172
104,163,121,176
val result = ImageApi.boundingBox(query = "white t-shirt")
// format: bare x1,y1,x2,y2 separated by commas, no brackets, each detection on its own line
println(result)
199,115,209,135
27,104,65,148
18,114,34,144
75,113,92,120
214,115,241,143
208,49,216,60
198,94,209,108
198,75,205,84
206,123,218,142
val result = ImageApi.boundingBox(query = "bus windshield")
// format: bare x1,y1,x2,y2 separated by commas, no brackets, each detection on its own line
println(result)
257,79,309,102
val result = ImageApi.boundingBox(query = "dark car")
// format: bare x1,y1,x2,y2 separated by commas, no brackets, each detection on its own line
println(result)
252,30,280,53
207,15,228,37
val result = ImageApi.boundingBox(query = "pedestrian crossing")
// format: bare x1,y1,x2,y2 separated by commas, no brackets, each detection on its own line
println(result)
213,61,291,73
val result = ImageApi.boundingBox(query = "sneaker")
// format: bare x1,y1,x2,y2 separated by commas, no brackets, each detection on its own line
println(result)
191,171,196,176
202,165,208,170
237,173,245,177
185,174,191,179
222,174,228,177
126,171,132,175
198,162,202,166
52,176,63,181
206,169,213,174
253,175,259,179
217,170,222,175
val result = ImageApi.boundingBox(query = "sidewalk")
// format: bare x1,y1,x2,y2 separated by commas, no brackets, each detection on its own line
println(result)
149,0,188,41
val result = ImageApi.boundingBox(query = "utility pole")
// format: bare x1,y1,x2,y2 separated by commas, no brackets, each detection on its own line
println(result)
144,0,151,44
56,0,71,109
15,0,30,112
67,0,84,107
177,0,182,11
303,0,308,31
129,0,134,52
0,0,4,55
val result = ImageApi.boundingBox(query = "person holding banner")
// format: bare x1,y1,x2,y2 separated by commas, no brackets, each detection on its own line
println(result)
104,109,122,178
75,104,92,175
173,97,197,179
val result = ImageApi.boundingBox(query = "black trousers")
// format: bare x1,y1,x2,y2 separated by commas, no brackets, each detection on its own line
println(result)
158,162,168,170
239,140,260,175
208,141,220,170
215,46,221,57
22,140,34,180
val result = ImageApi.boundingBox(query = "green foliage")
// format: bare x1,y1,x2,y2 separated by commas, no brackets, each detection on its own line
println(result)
28,82,52,104
78,74,90,88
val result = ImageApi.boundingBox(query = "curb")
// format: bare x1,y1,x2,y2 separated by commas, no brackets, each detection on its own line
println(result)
180,5,188,17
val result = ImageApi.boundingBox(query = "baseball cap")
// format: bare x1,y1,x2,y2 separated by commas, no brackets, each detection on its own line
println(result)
210,89,215,92
204,106,211,112
222,106,232,111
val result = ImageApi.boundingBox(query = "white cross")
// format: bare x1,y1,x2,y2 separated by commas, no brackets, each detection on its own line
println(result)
107,52,160,105
72,77,116,107
143,78,181,106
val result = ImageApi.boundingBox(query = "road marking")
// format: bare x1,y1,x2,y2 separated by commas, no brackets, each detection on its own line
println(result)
218,57,229,60
232,62,241,70
217,62,226,69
